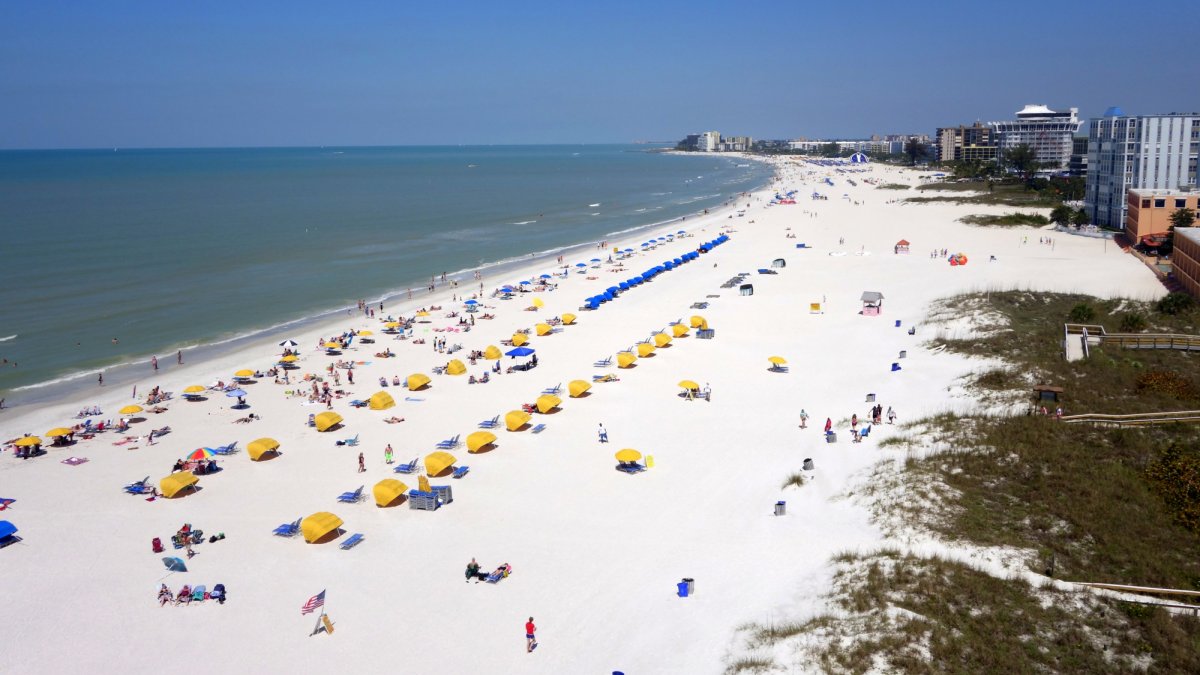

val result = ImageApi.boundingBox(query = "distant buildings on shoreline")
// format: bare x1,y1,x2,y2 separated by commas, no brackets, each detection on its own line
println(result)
934,104,1080,171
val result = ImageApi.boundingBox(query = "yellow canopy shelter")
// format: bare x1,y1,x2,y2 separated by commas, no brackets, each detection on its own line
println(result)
160,472,199,498
511,333,528,347
425,451,457,477
484,345,502,360
467,430,497,453
768,356,788,365
637,343,656,357
314,411,343,432
654,333,672,347
446,359,467,375
407,373,431,391
671,324,689,338
45,427,73,438
373,479,408,507
678,380,700,390
689,315,708,329
532,297,544,308
183,385,206,393
505,410,531,431
234,369,255,378
247,437,280,461
617,352,637,368
615,449,642,463
119,405,143,415
15,436,42,447
535,323,552,336
561,313,577,325
301,512,344,543
369,391,395,410
536,394,562,413
568,380,591,397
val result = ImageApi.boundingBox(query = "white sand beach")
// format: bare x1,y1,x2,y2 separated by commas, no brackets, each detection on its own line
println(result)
1,158,1165,674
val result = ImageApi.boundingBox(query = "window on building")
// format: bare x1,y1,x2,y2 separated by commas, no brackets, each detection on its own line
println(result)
1142,199,1151,208
1177,199,1187,208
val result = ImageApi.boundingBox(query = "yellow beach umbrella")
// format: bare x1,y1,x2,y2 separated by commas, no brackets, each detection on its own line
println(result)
358,330,373,336
183,385,206,393
532,297,544,308
484,345,502,360
535,323,552,336
561,313,577,325
536,394,562,414
119,404,143,415
234,369,255,378
654,333,672,347
615,449,642,463
446,359,467,375
368,391,395,410
636,343,656,357
160,472,199,499
467,430,497,453
505,410,531,431
384,321,400,328
323,342,341,349
768,356,788,365
15,436,42,447
568,380,591,397
301,512,343,543
672,324,689,337
416,310,430,317
407,373,431,391
511,333,528,347
689,315,707,329
314,411,343,432
247,437,280,461
678,380,700,390
616,351,637,368
45,427,73,438
373,479,408,507
425,451,456,477
279,355,298,363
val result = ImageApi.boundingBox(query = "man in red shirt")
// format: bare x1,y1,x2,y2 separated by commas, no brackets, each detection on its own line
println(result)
525,617,537,652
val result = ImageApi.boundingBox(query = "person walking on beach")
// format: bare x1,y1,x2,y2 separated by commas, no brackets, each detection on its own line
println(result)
151,356,158,371
597,423,608,443
525,617,538,652
850,414,858,431
703,382,711,402
824,417,831,434
98,373,104,386
886,407,896,424
384,444,394,465
177,350,182,365
357,452,365,473
799,409,808,429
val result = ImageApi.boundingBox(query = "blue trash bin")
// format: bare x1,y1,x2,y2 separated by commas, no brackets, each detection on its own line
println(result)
895,320,901,327
677,581,689,597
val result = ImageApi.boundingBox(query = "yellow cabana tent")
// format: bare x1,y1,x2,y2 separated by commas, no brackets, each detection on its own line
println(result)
568,380,591,397
314,411,343,432
617,352,637,368
373,479,408,507
467,430,497,453
484,345,502,360
301,512,344,543
248,437,280,461
561,313,577,325
678,380,700,390
425,451,457,477
689,315,708,329
654,333,672,347
45,427,73,438
511,333,528,347
369,391,395,410
15,436,42,447
234,369,255,378
119,405,143,415
532,297,544,308
407,373,431,391
446,359,467,375
418,474,431,492
768,356,788,365
505,410,531,431
183,385,206,393
535,323,552,336
536,394,562,413
637,343,656,357
615,449,642,463
159,472,199,498
671,324,689,337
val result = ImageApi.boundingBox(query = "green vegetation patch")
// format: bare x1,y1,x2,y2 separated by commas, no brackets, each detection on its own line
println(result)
876,183,910,190
958,212,1050,227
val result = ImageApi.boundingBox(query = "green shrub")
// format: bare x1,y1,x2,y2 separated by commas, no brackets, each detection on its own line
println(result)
1068,302,1096,322
1145,445,1200,532
1119,312,1148,332
1156,292,1195,316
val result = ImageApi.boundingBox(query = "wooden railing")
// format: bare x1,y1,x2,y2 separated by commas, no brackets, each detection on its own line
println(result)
1060,410,1200,426
1072,582,1200,615
1063,324,1200,356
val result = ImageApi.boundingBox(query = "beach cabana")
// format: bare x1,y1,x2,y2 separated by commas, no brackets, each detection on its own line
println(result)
425,451,457,477
483,345,502,360
505,410,532,431
301,512,343,543
535,323,552,336
407,373,431,391
511,333,529,347
532,297,544,309
895,239,910,254
467,430,497,453
849,152,869,164
672,324,689,338
369,391,396,410
860,291,884,316
445,359,467,375
561,313,577,325
159,472,199,499
616,351,637,368
690,315,708,329
568,380,591,398
653,333,672,348
247,437,281,461
314,411,343,432
637,343,656,357
373,479,408,507
536,394,562,414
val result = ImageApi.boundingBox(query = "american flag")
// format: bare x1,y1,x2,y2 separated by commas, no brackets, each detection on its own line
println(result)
301,590,325,615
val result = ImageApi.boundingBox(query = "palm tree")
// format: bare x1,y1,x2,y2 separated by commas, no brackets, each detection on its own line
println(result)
1002,144,1040,186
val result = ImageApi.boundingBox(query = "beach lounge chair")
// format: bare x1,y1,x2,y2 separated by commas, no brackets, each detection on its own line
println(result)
616,462,646,474
542,383,561,395
668,318,682,325
273,518,301,537
349,399,368,408
485,564,512,583
531,424,546,434
337,486,365,503
211,442,239,455
123,476,151,494
593,356,612,367
340,533,365,550
478,415,499,429
394,458,419,474
452,466,470,479
192,585,207,603
339,434,359,447
210,584,226,604
435,434,460,449
856,426,872,442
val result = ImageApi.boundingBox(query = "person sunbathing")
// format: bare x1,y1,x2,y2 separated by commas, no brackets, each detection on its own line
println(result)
158,584,173,607
175,585,193,606
384,416,405,424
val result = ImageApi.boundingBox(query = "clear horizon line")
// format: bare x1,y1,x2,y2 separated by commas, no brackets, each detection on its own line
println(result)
0,141,682,152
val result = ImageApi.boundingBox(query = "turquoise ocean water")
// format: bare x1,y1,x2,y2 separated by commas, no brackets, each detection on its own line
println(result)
0,145,770,406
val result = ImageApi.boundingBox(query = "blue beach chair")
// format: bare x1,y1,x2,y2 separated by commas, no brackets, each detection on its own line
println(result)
337,486,365,503
273,518,301,537
394,458,419,474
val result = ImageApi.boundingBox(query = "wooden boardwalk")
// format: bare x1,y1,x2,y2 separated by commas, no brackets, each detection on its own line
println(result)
1063,324,1200,361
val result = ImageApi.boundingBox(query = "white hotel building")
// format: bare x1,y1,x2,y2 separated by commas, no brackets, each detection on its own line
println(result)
989,104,1082,172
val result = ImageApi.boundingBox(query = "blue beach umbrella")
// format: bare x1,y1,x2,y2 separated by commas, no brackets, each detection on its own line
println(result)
505,347,536,357
575,263,587,268
677,230,685,234
590,258,601,262
539,274,551,279
464,299,478,305
519,280,531,285
163,557,188,573
225,389,247,398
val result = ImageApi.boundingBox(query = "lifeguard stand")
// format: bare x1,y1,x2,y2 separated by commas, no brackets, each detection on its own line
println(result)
861,291,884,316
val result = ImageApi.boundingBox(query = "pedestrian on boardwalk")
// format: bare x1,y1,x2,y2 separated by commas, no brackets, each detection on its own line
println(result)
799,409,808,429
525,617,538,652
384,444,394,464
597,423,608,443
358,452,365,473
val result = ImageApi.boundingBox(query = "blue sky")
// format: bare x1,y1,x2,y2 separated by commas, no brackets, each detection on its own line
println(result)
2,0,1198,148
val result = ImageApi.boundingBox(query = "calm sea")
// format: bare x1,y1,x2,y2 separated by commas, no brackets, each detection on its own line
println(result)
0,145,769,405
